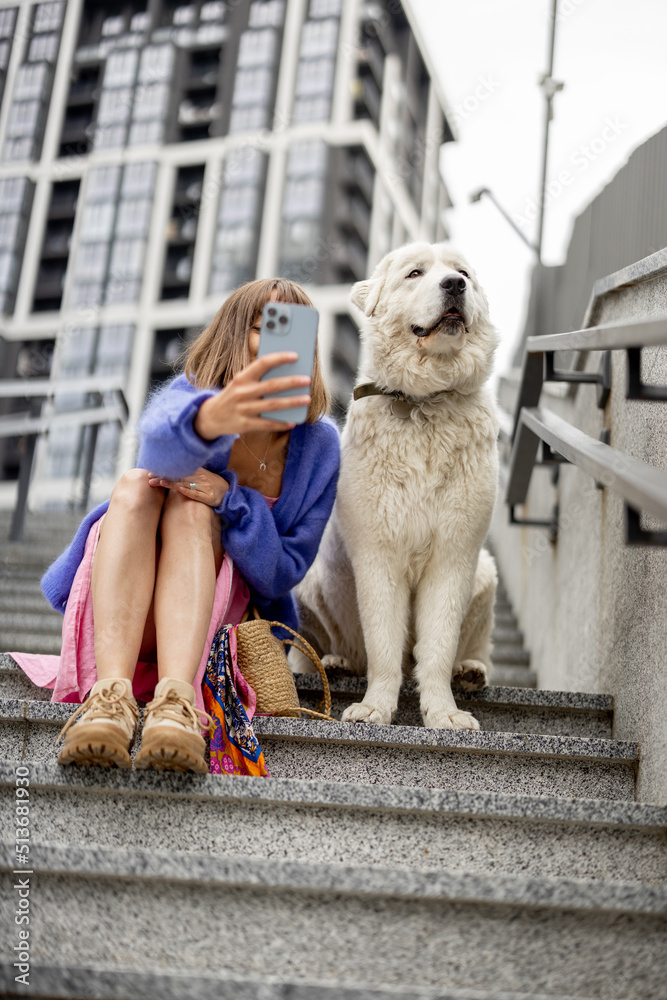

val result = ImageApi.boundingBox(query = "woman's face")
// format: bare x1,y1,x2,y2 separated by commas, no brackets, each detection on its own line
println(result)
248,289,280,360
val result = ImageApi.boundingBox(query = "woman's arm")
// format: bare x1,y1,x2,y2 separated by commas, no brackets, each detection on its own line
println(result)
215,422,340,600
136,357,312,480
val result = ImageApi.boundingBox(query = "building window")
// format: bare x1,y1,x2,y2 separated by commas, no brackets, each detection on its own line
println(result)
292,7,340,125
278,140,328,283
86,165,121,203
0,9,18,38
201,2,226,22
209,148,266,295
103,49,138,89
13,62,49,101
27,32,58,62
248,1,285,28
33,2,64,34
73,242,108,282
79,202,115,242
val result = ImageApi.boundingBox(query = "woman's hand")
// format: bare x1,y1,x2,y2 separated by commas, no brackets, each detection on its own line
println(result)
148,468,229,508
194,352,311,441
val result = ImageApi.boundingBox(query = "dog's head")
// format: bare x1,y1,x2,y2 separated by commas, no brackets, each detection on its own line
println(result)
351,243,497,397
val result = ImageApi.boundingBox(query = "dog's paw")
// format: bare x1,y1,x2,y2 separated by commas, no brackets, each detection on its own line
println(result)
341,702,392,726
422,707,481,730
322,654,356,676
452,659,488,691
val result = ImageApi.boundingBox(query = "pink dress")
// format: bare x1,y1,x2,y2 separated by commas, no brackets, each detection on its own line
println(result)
12,497,278,714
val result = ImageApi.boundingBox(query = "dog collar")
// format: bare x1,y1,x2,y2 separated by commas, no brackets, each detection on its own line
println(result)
353,381,452,404
353,382,416,419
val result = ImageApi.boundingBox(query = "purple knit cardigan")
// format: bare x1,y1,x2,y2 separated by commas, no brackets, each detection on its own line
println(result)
41,374,340,631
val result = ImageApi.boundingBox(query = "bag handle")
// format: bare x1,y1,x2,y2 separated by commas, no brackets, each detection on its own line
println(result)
239,608,333,720
270,622,332,719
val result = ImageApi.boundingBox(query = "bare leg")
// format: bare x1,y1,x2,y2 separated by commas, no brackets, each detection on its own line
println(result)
91,469,166,681
153,490,223,684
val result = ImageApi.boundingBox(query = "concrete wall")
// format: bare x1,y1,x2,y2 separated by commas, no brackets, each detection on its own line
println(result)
491,250,667,805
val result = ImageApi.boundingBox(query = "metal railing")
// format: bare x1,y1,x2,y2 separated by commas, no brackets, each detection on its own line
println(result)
0,376,128,542
505,315,667,546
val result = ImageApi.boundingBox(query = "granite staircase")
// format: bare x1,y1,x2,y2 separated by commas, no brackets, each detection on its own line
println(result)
0,513,665,1000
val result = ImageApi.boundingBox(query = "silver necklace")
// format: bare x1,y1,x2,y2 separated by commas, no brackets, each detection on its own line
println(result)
239,435,271,472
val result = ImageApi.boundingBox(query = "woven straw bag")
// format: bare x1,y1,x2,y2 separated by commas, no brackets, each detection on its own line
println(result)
235,608,332,720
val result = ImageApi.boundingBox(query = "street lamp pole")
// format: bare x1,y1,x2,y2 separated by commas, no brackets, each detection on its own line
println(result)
537,0,564,262
469,1,563,262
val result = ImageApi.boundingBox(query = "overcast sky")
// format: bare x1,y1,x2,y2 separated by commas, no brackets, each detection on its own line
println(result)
410,0,667,373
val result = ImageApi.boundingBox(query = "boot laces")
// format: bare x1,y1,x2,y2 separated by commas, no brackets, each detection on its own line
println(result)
58,681,139,743
145,688,213,734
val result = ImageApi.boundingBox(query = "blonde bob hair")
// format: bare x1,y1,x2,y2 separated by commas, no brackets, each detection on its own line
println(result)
183,278,329,422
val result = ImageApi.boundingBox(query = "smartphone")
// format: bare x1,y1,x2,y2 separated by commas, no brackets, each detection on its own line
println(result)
257,301,319,424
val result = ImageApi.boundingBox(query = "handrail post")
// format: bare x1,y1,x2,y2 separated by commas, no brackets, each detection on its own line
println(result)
79,421,100,512
9,434,38,543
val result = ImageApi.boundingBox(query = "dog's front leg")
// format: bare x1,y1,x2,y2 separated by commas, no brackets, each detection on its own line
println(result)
413,551,481,730
340,556,409,726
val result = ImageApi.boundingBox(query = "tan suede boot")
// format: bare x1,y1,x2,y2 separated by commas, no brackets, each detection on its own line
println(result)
57,678,139,768
134,677,211,773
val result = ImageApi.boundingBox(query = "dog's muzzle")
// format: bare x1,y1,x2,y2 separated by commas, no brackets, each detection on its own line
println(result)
412,311,467,338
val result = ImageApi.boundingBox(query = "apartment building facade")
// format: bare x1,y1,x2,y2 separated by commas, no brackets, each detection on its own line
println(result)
0,0,454,507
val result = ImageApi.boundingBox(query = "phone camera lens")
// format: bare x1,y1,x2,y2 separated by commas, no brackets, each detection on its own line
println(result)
278,315,288,325
268,307,277,317
266,320,275,330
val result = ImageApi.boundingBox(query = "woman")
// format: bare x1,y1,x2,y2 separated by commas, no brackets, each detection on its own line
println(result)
19,279,339,773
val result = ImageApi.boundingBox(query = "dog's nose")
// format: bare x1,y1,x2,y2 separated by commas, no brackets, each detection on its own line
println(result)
440,275,467,295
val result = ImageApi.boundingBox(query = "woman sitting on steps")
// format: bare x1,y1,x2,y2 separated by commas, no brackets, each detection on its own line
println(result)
15,279,339,773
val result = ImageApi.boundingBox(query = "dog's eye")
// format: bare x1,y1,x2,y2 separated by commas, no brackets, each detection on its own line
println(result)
458,269,470,278
406,269,422,279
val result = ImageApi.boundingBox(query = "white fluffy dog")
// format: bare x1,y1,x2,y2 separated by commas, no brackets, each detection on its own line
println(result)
295,242,499,730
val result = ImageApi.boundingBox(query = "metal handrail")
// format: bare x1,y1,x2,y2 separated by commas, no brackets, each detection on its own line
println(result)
509,407,667,541
506,310,667,546
0,377,129,543
0,403,127,439
525,315,667,354
0,375,129,400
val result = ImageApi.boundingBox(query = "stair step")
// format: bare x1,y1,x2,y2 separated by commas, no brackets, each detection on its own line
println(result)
493,610,518,628
0,610,62,634
0,964,601,1000
0,577,46,595
0,631,61,654
488,664,537,687
2,841,664,998
0,548,59,570
0,656,613,736
0,698,638,800
253,717,636,800
0,593,56,613
294,673,613,738
491,626,523,644
3,762,662,885
489,643,530,665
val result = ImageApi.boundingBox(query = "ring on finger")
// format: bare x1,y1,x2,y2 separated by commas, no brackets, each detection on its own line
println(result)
188,482,197,489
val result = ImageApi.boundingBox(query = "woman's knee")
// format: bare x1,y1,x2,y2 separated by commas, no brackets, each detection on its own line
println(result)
162,491,221,545
110,469,164,516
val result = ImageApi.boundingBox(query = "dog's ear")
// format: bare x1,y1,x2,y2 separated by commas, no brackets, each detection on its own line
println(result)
350,254,392,316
